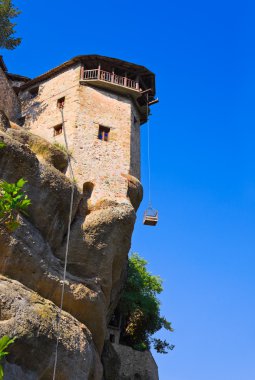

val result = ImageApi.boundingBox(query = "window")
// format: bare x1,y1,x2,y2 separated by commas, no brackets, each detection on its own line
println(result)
57,97,65,109
98,125,110,141
29,86,39,98
53,124,63,136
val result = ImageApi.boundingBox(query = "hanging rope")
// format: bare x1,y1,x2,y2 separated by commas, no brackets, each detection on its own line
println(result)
52,106,75,380
146,94,152,207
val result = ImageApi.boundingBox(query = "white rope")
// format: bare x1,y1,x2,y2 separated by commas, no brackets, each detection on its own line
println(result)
52,107,75,380
146,95,152,207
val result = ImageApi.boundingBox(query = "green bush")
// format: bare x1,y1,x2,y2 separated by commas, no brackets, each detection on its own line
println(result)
118,253,174,353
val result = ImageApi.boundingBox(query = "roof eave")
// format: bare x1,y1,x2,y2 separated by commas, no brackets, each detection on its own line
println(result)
20,55,156,95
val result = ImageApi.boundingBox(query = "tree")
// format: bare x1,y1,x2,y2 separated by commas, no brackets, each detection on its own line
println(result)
0,0,21,50
0,336,15,380
118,253,175,353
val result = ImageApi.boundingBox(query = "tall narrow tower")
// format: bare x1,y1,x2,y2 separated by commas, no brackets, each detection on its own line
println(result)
19,55,156,204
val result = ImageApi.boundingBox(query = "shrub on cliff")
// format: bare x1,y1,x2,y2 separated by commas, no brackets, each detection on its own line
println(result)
0,178,31,231
118,253,174,353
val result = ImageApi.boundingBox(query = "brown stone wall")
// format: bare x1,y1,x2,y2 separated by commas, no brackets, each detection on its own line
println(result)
130,105,141,179
102,342,159,380
0,67,20,120
20,64,81,143
74,85,140,203
20,66,141,204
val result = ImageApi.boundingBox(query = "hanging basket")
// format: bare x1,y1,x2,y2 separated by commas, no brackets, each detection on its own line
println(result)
143,206,158,226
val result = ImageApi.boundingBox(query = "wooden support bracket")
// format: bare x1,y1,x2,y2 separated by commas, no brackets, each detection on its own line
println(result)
148,98,159,106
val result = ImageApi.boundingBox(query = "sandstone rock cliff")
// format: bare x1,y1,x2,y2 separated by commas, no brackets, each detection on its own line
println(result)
0,111,158,379
0,112,157,380
0,275,102,380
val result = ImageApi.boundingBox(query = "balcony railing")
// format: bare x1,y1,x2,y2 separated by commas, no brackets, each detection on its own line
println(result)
82,69,139,91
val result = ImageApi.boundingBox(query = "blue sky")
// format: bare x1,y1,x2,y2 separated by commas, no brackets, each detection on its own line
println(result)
2,1,255,379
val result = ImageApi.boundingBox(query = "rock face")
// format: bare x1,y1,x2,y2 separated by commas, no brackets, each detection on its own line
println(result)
102,342,159,380
0,118,144,378
7,128,69,172
0,67,21,121
0,108,159,379
0,275,102,380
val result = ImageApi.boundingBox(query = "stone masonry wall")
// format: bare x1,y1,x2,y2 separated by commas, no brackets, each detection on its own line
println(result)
130,105,141,180
20,65,141,205
21,64,81,144
0,67,21,120
74,85,140,203
102,342,159,380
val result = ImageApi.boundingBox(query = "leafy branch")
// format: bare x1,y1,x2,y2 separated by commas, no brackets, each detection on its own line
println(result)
0,178,31,231
0,336,16,380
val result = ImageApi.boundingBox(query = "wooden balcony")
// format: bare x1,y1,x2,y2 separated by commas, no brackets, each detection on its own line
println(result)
80,68,141,94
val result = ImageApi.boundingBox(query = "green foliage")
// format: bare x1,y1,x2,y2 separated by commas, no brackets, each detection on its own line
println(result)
119,253,174,353
0,0,21,50
0,141,5,149
53,142,66,152
0,336,15,380
153,338,174,354
0,178,31,231
53,142,72,158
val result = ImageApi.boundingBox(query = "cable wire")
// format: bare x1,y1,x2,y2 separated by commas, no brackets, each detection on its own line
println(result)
146,94,152,207
52,106,75,380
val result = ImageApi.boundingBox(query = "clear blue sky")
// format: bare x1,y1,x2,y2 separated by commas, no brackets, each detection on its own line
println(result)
2,1,255,379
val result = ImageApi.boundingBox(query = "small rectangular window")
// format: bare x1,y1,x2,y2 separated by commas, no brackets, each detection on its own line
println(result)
57,97,65,109
29,86,39,98
53,124,63,136
98,125,110,141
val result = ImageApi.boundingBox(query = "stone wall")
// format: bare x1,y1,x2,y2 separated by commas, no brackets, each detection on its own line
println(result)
0,67,20,120
102,342,159,380
74,85,140,203
130,105,141,180
21,64,81,141
20,65,141,204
